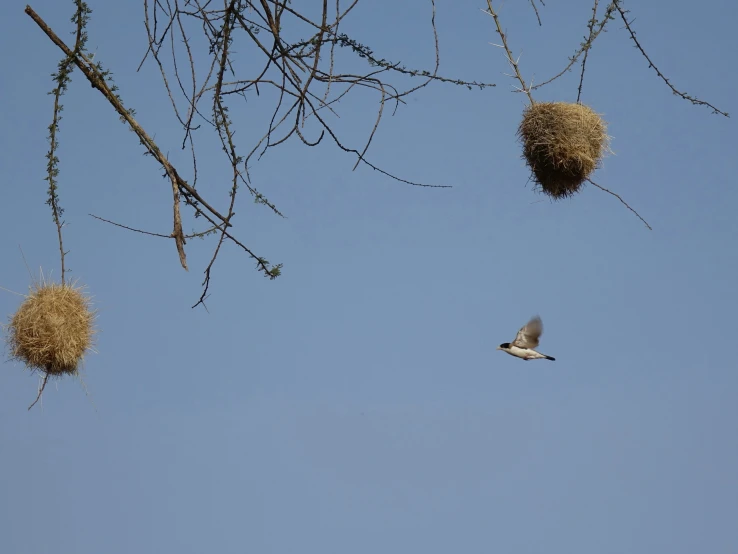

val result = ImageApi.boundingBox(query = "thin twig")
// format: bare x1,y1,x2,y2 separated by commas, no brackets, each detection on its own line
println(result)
27,3,285,294
44,1,91,285
26,5,214,269
587,178,652,230
532,1,615,91
484,1,534,104
28,373,50,411
613,0,728,117
529,0,542,26
89,214,218,239
28,0,504,304
576,0,600,103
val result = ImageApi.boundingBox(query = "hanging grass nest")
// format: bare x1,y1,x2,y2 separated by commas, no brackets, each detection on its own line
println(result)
6,280,96,377
518,101,610,199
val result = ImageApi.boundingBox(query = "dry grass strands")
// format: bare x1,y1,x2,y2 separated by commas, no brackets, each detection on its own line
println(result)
7,281,95,378
518,102,610,199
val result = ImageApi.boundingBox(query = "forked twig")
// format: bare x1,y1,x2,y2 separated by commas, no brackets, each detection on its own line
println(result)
532,1,615,92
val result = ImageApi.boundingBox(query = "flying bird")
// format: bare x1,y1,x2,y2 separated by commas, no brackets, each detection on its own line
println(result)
497,316,555,361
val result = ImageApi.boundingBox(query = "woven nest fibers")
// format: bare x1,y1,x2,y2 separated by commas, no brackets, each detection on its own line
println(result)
518,102,610,199
6,281,95,376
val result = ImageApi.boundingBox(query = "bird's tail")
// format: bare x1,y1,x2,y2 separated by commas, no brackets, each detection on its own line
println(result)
544,354,556,361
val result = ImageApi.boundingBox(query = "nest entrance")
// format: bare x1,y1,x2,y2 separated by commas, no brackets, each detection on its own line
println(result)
518,102,610,199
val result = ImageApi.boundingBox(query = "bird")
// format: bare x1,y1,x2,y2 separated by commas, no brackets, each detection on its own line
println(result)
497,316,555,361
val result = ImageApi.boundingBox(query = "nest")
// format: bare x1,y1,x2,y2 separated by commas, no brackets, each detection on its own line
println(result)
6,280,95,376
518,101,610,199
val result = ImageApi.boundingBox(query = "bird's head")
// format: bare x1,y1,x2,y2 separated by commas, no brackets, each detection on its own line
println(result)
497,342,510,350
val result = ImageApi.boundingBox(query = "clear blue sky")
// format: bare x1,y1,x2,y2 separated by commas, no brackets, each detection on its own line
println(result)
1,0,737,552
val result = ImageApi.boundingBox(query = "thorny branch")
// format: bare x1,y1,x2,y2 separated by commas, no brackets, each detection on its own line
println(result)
27,0,494,306
577,0,603,103
484,1,654,230
529,0,728,120
26,0,728,310
484,0,534,104
613,0,729,117
26,3,280,284
531,1,616,91
31,0,94,410
44,1,94,286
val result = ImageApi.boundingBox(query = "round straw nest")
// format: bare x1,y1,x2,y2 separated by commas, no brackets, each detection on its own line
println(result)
6,281,95,376
518,101,610,199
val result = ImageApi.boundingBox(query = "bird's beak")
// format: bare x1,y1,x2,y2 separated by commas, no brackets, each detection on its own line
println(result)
496,346,501,350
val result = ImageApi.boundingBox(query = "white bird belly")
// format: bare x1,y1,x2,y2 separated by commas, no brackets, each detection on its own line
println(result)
507,346,546,359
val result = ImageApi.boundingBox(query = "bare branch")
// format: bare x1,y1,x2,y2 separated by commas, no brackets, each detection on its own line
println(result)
28,0,722,309
613,0,728,117
90,214,172,238
532,1,615,91
576,0,601,103
26,3,284,294
484,1,534,104
89,213,218,239
43,0,93,285
529,0,542,26
587,178,652,230
28,373,50,411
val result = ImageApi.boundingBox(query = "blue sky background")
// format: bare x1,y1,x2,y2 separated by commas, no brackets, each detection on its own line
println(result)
1,0,737,552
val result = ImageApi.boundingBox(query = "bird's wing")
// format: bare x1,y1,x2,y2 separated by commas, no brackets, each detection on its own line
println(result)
512,316,543,348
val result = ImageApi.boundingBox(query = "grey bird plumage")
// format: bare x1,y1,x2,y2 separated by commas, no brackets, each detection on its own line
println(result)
497,316,556,361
